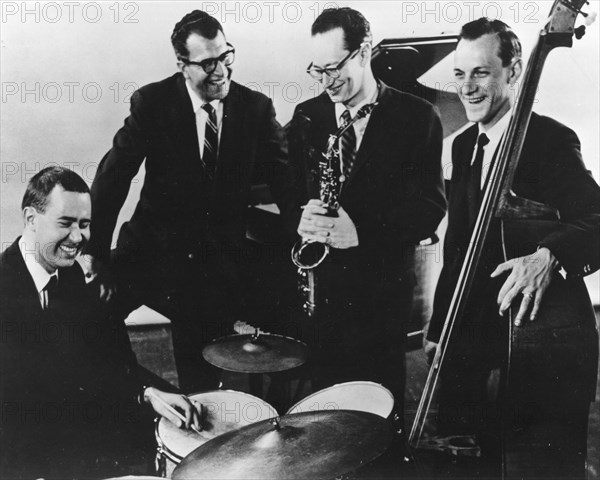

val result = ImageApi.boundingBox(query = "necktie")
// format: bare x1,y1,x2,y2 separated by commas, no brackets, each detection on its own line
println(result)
340,109,356,178
202,103,219,179
467,133,490,222
45,275,58,310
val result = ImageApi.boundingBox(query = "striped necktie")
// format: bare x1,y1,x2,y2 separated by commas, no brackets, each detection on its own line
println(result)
202,103,219,179
340,109,356,178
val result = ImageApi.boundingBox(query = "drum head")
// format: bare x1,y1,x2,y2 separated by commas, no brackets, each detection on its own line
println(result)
157,390,278,460
286,381,394,418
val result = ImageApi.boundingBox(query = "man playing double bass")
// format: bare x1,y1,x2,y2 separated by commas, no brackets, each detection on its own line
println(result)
426,18,600,479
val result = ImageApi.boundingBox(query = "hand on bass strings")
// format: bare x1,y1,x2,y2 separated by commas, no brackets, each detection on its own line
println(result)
423,340,438,367
297,199,358,249
491,247,559,326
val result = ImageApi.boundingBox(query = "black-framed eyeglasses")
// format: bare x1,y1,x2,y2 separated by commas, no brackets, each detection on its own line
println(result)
180,43,235,74
306,47,361,81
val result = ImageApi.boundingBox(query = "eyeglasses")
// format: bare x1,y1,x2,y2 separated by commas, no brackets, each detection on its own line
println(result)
180,43,235,74
306,47,361,81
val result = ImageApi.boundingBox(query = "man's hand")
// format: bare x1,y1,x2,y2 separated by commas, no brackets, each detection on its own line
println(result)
491,247,559,326
297,199,359,249
82,255,116,302
424,340,438,367
144,387,203,431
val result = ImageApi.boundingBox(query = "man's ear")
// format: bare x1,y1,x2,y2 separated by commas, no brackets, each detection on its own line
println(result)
359,42,372,67
509,58,523,85
177,61,189,79
23,206,37,231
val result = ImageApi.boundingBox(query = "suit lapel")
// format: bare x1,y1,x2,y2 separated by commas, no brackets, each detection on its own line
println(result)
455,124,478,174
344,83,403,189
452,124,479,227
170,75,202,173
218,81,246,185
316,99,339,151
4,238,45,315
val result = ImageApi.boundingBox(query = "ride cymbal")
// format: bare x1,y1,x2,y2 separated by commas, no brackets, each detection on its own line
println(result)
172,410,394,480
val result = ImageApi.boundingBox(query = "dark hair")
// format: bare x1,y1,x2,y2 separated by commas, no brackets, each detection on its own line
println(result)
22,166,89,212
459,17,522,66
171,10,224,60
311,7,372,51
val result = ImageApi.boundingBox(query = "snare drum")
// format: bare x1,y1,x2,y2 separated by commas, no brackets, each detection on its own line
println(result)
155,390,277,477
286,381,395,419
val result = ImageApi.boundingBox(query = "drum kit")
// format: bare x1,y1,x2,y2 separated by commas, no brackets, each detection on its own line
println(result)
150,330,400,479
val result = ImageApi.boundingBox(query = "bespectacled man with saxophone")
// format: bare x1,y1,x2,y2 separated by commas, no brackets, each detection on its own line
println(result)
290,7,446,426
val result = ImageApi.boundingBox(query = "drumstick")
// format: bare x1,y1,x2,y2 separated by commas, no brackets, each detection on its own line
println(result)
146,389,210,439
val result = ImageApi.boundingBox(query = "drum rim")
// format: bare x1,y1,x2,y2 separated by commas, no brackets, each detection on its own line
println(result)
155,417,185,463
155,389,279,461
286,380,395,416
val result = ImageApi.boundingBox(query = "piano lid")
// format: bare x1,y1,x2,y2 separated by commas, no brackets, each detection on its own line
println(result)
372,35,468,138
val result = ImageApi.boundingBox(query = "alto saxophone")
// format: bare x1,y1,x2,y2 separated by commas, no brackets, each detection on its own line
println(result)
291,102,377,316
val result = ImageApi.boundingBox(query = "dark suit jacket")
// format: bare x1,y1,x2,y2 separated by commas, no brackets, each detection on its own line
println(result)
0,239,146,477
88,74,295,262
293,82,446,289
427,113,600,402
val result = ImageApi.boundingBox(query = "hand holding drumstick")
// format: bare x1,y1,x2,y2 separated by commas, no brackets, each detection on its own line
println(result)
143,387,206,437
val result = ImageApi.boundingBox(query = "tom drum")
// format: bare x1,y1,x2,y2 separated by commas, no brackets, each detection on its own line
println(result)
155,390,277,477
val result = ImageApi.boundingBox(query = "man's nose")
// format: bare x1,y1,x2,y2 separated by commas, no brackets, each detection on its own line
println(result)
212,61,226,77
69,226,83,243
461,81,478,96
321,73,335,87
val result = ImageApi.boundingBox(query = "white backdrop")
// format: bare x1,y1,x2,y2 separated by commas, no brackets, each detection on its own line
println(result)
1,0,599,299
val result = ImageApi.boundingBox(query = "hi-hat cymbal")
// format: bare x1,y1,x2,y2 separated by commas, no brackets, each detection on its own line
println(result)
202,333,308,373
172,410,394,480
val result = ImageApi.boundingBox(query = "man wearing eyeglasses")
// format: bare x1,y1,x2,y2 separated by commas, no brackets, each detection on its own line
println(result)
86,10,295,392
292,7,446,423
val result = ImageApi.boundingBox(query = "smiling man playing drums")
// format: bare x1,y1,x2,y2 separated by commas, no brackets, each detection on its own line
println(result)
0,167,202,479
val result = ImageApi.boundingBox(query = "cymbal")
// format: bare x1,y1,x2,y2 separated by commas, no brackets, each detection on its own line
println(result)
202,333,308,373
172,410,394,480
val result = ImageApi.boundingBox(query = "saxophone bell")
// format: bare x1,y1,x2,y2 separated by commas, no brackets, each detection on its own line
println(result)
291,238,330,269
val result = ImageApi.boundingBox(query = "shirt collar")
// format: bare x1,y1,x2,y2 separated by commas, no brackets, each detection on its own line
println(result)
478,109,512,144
335,81,379,121
18,236,57,295
185,81,221,114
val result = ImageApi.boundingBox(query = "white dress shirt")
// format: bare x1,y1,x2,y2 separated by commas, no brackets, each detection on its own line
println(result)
473,110,512,188
19,237,57,308
334,82,379,170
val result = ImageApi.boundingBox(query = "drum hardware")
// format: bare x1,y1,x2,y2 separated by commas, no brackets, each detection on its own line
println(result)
171,410,394,480
417,434,481,457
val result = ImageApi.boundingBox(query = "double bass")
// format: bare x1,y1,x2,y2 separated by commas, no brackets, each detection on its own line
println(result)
410,1,598,478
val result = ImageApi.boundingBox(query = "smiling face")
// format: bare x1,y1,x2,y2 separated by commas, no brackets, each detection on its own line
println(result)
24,185,91,274
310,27,367,107
454,33,522,129
181,31,231,102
